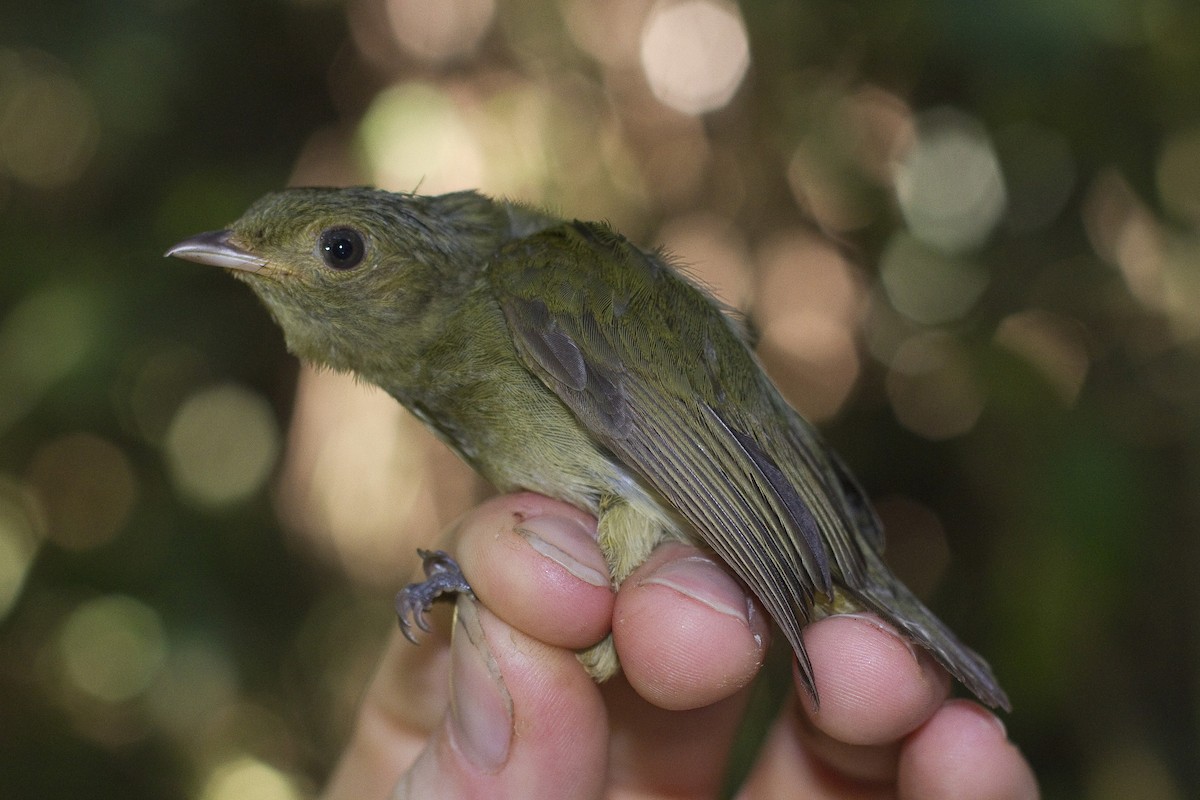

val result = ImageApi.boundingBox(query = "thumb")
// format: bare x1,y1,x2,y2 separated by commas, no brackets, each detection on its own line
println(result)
395,597,608,800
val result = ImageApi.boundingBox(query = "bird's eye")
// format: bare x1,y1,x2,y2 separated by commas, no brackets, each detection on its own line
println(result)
318,227,366,270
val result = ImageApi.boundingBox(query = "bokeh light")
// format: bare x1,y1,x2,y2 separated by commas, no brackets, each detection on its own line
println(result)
893,107,1007,253
994,121,1076,234
1085,740,1186,800
27,433,138,551
123,344,212,446
146,635,239,742
880,231,989,325
1080,168,1200,340
885,332,985,440
57,595,167,704
655,211,752,309
872,495,950,599
563,0,651,69
638,115,712,208
0,284,100,437
787,140,875,234
1157,125,1200,226
754,230,865,421
761,312,860,422
639,0,750,115
994,309,1090,406
164,384,281,508
194,701,304,779
199,757,305,800
786,84,915,234
383,0,496,64
0,48,98,188
0,477,42,620
359,81,485,194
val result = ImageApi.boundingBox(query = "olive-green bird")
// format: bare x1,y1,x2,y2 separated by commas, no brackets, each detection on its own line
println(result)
167,187,1009,711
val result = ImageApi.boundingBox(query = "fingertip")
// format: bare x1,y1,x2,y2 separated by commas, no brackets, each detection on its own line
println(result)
799,614,950,746
898,699,1039,800
614,543,768,710
457,493,614,650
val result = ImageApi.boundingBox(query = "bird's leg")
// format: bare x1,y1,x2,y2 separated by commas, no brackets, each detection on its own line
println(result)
576,496,667,681
395,548,474,643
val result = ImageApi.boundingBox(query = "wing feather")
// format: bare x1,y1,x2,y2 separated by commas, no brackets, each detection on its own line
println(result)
487,221,872,684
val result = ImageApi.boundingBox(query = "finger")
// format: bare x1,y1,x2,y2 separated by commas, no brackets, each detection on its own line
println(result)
397,597,608,800
614,542,771,711
457,492,614,650
324,519,480,800
602,674,752,799
341,493,604,738
898,700,1039,800
594,542,767,797
325,492,612,800
737,711,894,800
322,631,449,800
739,613,952,792
794,613,951,782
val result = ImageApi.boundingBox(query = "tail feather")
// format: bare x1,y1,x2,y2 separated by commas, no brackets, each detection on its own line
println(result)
852,548,1011,712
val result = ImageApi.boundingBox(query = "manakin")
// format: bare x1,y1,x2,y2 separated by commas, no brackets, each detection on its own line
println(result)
167,187,1009,711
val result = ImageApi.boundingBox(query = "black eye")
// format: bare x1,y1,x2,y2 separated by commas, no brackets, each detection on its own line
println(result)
318,227,366,270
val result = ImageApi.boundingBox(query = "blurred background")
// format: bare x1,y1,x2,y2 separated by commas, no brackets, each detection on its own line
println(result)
2,0,1198,796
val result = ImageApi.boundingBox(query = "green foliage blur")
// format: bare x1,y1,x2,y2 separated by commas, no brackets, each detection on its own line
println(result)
2,0,1199,797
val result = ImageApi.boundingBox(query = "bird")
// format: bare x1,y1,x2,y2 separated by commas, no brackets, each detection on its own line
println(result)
167,186,1009,711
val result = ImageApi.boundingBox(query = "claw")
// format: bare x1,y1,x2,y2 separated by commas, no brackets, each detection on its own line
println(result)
395,549,474,643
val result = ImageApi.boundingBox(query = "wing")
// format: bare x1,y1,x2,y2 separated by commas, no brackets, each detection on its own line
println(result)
488,220,872,684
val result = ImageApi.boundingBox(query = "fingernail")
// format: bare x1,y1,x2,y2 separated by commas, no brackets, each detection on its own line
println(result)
985,709,1007,738
449,599,513,772
960,699,1008,738
517,515,611,588
838,612,920,662
641,555,752,624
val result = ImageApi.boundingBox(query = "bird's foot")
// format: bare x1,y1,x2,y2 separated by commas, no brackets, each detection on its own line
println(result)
395,549,474,643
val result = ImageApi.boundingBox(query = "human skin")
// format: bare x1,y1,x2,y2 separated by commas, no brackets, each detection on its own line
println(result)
321,493,1039,800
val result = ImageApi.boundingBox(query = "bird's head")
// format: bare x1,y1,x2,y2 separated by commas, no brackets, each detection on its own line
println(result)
167,187,511,375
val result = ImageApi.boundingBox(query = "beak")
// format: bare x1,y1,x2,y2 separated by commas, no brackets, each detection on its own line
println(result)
165,230,267,273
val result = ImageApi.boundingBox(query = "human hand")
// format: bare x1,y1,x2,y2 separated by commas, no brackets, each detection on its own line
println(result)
322,492,1038,799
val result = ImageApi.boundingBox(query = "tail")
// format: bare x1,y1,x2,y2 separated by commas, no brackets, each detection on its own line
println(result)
851,548,1011,712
